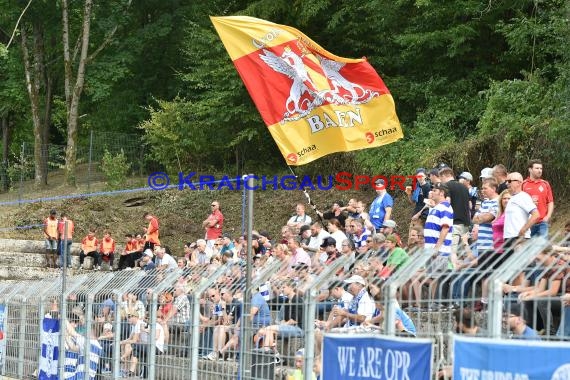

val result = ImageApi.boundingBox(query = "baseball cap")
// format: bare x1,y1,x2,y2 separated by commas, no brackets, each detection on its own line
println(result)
416,168,426,175
299,225,311,235
143,249,153,258
320,237,337,248
458,172,473,182
374,178,385,186
344,275,367,286
259,231,270,239
480,167,494,179
382,220,397,229
385,234,398,244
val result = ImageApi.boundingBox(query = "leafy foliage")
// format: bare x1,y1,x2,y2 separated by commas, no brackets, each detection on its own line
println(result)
101,149,131,190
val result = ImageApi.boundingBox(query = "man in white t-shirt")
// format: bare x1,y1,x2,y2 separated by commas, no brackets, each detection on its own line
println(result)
504,172,539,249
154,246,177,271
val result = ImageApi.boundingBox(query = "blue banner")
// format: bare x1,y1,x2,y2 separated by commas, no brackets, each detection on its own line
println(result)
453,335,570,380
39,318,60,380
322,333,433,380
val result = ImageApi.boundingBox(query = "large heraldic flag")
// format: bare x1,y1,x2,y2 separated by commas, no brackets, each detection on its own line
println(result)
211,16,403,166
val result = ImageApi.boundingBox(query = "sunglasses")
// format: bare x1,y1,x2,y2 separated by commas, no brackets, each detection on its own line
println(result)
506,179,520,183
211,204,217,207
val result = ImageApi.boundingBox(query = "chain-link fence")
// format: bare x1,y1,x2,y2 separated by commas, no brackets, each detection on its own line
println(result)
0,233,569,379
0,131,146,204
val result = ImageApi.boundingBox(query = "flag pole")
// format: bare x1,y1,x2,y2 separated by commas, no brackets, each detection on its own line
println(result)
286,165,323,223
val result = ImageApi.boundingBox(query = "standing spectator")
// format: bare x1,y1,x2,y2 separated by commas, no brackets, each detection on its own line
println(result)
313,201,346,227
99,230,116,271
57,213,74,269
341,198,359,218
43,209,59,268
492,164,509,194
522,159,554,237
369,179,393,232
424,182,454,275
79,227,100,270
439,168,471,254
458,172,478,218
143,212,160,251
287,203,312,229
203,201,224,249
407,168,431,228
504,172,539,247
473,178,500,264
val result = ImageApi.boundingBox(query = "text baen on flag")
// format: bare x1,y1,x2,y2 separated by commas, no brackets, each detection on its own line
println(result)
211,16,403,166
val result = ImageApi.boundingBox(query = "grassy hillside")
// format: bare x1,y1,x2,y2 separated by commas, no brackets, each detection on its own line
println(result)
0,177,567,252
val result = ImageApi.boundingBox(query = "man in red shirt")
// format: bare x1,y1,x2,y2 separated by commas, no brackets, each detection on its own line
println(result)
522,159,554,237
43,209,59,268
99,230,116,271
143,212,160,251
203,201,224,248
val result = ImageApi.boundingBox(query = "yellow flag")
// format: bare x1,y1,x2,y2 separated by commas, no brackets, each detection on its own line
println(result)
211,16,403,165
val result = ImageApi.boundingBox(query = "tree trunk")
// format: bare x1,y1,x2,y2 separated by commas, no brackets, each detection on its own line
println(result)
63,0,92,187
1,115,11,192
20,26,47,188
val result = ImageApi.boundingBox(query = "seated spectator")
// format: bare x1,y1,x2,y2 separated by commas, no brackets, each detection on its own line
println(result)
99,230,116,271
382,235,410,278
350,219,370,256
365,233,387,260
257,279,304,356
219,234,236,256
326,218,348,252
288,237,312,271
557,293,570,339
379,220,402,247
504,303,541,340
155,246,177,271
338,239,357,276
130,315,165,378
303,222,330,256
407,227,424,251
98,322,114,374
79,227,100,270
191,239,211,265
216,288,243,361
163,285,191,357
139,249,156,271
183,242,196,261
364,293,416,337
328,275,375,329
119,234,138,270
119,313,144,377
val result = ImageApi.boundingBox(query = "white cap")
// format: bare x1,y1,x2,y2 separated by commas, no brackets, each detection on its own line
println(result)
458,172,473,182
480,167,494,179
344,275,367,286
143,249,153,258
103,323,112,331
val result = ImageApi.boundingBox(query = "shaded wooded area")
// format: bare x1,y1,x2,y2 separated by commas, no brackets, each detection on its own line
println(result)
0,0,568,194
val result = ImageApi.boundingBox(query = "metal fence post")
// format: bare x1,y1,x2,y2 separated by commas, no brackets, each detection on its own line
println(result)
18,141,24,205
17,300,27,378
87,129,93,192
